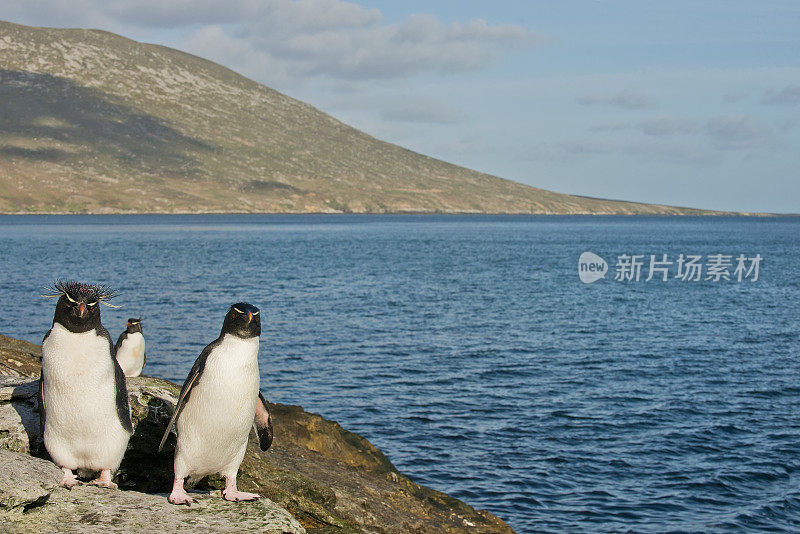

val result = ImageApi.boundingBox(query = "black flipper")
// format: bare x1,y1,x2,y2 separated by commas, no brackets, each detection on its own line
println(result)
254,391,273,451
98,325,133,434
39,328,51,437
157,337,220,452
114,331,128,354
38,375,46,437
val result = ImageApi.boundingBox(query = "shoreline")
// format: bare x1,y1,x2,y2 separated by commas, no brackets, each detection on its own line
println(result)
0,210,791,217
0,333,516,533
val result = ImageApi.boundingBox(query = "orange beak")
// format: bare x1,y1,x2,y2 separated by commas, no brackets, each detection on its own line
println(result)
78,303,86,317
246,311,252,323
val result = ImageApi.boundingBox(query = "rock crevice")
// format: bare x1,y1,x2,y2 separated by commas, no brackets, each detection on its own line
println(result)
0,335,514,533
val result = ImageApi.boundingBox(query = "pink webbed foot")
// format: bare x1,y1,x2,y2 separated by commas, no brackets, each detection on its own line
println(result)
60,468,80,489
223,490,260,502
169,489,195,505
222,476,259,502
89,469,118,489
168,478,195,505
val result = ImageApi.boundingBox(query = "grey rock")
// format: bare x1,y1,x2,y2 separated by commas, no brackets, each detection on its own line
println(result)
0,376,304,533
0,449,60,512
0,347,515,533
0,377,41,454
0,334,42,378
1,483,305,533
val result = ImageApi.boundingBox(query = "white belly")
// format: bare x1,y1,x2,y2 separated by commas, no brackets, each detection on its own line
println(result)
116,332,145,377
174,335,260,478
41,323,130,472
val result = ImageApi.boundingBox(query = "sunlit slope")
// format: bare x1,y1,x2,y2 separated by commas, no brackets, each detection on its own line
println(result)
0,20,722,214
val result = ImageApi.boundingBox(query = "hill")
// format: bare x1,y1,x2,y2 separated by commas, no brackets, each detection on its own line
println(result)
0,20,720,215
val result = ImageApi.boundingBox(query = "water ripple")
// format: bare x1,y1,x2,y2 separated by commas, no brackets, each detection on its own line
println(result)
0,214,799,533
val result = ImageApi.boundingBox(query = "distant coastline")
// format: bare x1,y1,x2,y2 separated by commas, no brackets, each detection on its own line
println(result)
0,209,787,216
0,20,754,218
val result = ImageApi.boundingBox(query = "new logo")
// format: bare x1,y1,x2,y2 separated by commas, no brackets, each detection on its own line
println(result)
578,252,608,284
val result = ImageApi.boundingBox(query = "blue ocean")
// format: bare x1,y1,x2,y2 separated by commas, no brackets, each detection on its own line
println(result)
1,214,798,533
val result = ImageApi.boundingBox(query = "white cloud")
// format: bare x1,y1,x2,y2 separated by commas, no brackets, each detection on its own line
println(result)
624,141,714,165
558,139,616,155
106,0,256,28
639,117,700,136
322,92,465,125
577,89,658,110
588,122,631,132
560,113,775,164
704,114,773,150
632,115,774,150
762,85,800,106
3,0,537,84
723,92,747,103
376,99,464,125
179,25,295,86
225,7,537,81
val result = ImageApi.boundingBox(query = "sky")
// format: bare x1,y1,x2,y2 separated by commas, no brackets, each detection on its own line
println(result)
2,1,799,213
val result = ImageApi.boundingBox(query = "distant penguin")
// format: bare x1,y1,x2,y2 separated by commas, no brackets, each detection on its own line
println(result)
40,280,133,489
115,318,146,377
159,303,273,505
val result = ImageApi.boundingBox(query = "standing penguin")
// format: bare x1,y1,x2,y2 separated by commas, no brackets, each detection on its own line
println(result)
159,303,273,505
115,318,146,377
40,281,133,489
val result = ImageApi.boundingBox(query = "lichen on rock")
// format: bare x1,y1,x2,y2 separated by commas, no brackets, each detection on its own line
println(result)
0,335,514,533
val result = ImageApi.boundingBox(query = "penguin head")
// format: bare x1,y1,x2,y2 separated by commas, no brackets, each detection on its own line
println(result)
45,280,117,333
126,318,143,334
222,302,261,339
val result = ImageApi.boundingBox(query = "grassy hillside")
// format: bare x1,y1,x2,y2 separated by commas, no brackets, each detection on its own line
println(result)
0,20,722,214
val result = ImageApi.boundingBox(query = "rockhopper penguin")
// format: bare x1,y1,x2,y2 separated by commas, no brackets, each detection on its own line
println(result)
159,303,273,505
115,318,146,377
40,280,133,489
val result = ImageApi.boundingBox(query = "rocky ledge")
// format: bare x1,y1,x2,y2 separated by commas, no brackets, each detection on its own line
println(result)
0,334,514,533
